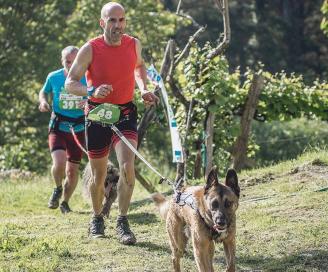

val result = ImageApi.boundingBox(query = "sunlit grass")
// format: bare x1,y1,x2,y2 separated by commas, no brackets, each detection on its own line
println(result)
0,150,327,271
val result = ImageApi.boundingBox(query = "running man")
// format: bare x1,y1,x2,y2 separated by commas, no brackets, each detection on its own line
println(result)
65,2,158,243
39,46,87,214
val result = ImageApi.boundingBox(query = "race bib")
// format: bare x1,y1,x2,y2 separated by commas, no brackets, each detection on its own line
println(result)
87,103,121,124
59,93,84,110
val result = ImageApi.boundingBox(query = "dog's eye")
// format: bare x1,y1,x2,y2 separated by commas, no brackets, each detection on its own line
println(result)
225,199,232,208
211,200,219,209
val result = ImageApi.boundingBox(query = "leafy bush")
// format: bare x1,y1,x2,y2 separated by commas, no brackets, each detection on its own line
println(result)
252,118,328,165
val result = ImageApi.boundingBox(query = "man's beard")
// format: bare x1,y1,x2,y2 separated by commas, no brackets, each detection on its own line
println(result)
106,29,122,44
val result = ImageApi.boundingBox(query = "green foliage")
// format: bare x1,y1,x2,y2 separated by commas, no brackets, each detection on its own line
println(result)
62,0,177,60
175,43,243,175
0,1,327,174
1,151,328,271
124,0,177,61
321,0,328,36
257,71,328,121
169,0,328,82
0,0,176,172
253,118,328,166
173,42,327,176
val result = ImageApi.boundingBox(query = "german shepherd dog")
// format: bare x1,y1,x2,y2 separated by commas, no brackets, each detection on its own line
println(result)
152,167,240,272
82,161,119,217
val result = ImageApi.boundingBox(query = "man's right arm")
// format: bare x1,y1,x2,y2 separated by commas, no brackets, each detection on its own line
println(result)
65,43,92,96
39,75,51,112
38,90,51,112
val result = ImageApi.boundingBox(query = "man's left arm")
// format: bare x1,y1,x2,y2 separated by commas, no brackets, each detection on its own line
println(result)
134,39,158,106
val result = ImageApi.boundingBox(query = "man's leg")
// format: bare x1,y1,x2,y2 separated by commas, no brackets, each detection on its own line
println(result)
60,131,84,213
87,156,108,238
59,161,79,213
115,138,137,245
115,139,137,215
48,149,66,209
63,162,79,201
89,156,108,215
85,119,112,238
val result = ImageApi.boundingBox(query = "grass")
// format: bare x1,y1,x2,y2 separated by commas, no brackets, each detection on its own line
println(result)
0,150,328,271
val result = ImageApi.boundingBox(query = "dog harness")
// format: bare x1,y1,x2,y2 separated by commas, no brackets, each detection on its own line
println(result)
174,191,222,240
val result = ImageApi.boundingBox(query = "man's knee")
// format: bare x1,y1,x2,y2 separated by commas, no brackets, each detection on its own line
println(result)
52,162,65,174
120,162,135,186
91,168,107,188
65,166,79,182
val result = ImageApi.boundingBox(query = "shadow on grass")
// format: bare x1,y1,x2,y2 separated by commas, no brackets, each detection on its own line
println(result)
129,191,173,211
129,197,153,210
128,212,159,225
135,241,195,261
135,241,171,254
237,249,328,271
74,210,91,215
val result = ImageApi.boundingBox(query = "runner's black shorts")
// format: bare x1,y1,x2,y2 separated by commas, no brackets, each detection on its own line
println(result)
85,101,138,159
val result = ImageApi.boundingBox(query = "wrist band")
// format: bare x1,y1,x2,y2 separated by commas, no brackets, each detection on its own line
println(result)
87,86,95,97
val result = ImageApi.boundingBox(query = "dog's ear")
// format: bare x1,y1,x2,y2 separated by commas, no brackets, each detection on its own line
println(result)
225,169,240,198
204,166,219,194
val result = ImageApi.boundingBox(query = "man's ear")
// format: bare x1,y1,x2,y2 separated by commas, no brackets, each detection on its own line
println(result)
204,166,219,194
225,169,240,198
99,18,105,28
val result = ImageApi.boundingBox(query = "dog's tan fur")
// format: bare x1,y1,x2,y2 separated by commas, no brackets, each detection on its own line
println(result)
82,161,119,217
152,167,240,272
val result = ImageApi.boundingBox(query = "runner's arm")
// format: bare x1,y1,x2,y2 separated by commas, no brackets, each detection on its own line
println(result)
38,90,51,112
38,75,52,112
134,39,158,105
65,43,92,97
134,38,148,94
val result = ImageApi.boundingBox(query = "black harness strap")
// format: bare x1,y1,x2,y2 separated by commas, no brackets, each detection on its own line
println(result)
51,112,84,132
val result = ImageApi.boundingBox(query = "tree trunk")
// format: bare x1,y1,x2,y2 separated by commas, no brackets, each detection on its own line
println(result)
135,169,156,193
231,74,264,172
205,111,215,177
193,140,202,179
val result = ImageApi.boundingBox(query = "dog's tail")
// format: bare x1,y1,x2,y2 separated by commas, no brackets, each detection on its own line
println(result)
151,193,170,220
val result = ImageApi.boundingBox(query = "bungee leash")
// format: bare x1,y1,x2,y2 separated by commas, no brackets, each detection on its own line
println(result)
110,124,179,191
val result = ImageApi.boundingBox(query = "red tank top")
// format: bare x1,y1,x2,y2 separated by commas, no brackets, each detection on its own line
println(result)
86,35,137,104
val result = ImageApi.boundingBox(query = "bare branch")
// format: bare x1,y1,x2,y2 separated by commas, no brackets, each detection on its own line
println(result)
205,111,215,177
168,79,189,108
214,0,224,12
174,26,206,66
167,40,176,82
176,0,182,14
137,40,174,148
207,0,231,59
182,98,194,182
177,11,202,28
183,98,194,145
166,41,189,109
160,39,175,78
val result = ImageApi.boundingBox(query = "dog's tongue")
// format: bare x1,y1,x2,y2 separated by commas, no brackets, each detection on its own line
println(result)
213,224,226,232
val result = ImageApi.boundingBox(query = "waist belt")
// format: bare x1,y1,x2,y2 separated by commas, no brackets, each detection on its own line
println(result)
86,100,136,126
51,112,85,132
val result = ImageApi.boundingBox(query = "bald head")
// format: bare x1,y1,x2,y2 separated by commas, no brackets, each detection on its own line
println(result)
101,2,125,19
99,2,126,45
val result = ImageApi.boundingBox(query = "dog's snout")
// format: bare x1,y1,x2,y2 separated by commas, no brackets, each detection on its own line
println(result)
216,214,226,226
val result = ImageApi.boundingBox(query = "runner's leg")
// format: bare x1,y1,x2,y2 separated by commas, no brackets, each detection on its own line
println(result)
115,139,137,216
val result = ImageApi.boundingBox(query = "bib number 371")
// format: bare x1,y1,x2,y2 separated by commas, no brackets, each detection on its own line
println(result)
59,93,84,110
